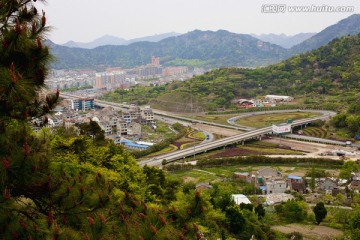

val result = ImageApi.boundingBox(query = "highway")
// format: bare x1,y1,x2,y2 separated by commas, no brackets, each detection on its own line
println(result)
60,93,351,167
139,115,332,166
60,93,253,131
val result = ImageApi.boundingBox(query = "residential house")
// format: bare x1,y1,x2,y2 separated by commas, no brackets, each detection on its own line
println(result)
129,105,141,122
264,193,294,205
290,182,306,193
127,122,142,136
288,175,306,193
116,119,128,135
141,107,154,124
257,167,282,185
349,181,360,193
234,172,255,183
263,179,287,194
98,121,113,136
351,171,360,181
318,178,338,191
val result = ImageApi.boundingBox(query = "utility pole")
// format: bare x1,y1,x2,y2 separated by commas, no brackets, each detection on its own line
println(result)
193,123,196,161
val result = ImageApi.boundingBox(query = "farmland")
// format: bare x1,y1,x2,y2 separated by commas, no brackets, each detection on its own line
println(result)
236,112,321,128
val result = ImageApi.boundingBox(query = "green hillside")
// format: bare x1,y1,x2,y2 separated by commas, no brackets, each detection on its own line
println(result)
49,30,287,70
291,14,360,54
106,33,360,112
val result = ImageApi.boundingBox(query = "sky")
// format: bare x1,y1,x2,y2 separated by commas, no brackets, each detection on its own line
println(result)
39,0,360,44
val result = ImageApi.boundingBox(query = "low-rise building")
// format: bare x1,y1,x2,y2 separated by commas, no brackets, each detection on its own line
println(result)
141,107,154,124
265,95,294,102
234,172,255,183
116,119,128,135
318,178,338,191
264,178,287,194
232,194,252,205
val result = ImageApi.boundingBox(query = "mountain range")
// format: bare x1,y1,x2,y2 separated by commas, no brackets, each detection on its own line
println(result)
251,33,316,49
48,14,360,70
61,32,181,49
148,32,360,112
291,14,360,54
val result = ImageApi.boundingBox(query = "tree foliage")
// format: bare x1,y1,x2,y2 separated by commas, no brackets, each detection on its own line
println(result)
313,202,327,225
275,200,308,223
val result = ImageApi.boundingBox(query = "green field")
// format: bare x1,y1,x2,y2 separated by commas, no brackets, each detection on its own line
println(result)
186,114,240,125
302,127,329,138
236,112,321,128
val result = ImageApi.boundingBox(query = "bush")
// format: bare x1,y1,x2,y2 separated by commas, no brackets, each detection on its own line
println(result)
275,200,308,223
196,156,343,168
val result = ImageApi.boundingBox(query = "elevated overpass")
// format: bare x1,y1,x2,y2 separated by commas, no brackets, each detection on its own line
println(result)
140,115,333,166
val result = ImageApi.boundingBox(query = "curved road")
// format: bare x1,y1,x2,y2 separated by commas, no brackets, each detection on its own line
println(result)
140,115,333,167
60,94,347,166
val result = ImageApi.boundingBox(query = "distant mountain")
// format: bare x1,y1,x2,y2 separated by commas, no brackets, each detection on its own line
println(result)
49,30,287,70
61,32,181,49
62,35,127,49
291,14,360,54
126,32,182,44
147,33,360,112
251,33,316,49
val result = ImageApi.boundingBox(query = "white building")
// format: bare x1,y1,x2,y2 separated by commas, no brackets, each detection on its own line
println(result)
232,194,252,205
265,95,294,102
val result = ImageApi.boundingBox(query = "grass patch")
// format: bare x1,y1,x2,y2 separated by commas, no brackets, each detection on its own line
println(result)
145,144,177,157
189,131,206,140
186,140,304,159
302,127,329,138
186,114,239,125
236,112,321,128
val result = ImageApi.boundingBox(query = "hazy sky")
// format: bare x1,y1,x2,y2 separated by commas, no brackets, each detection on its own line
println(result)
39,0,360,44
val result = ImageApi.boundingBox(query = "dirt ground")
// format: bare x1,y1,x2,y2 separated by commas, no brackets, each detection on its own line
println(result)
194,123,243,137
272,224,343,240
263,138,360,161
193,124,360,162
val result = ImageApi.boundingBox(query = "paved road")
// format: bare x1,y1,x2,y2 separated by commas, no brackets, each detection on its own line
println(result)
227,109,337,128
61,94,354,165
140,115,332,167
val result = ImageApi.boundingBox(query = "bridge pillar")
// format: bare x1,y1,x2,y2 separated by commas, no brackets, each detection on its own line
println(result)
259,136,262,141
242,141,244,146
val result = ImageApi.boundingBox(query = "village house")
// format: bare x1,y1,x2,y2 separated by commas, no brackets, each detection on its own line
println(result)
318,177,338,191
127,122,142,136
116,119,128,135
257,167,282,182
234,172,255,183
263,178,287,194
141,106,155,124
288,175,306,193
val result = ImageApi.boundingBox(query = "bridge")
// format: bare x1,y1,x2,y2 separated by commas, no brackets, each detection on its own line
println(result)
60,93,253,131
140,115,333,166
60,93,359,166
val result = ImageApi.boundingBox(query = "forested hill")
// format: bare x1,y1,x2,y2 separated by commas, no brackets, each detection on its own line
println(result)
141,34,360,111
290,14,360,54
49,30,287,70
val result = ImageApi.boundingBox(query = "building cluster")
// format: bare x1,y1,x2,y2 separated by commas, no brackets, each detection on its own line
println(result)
31,97,156,149
231,95,294,109
93,56,189,90
45,57,205,92
233,166,360,205
45,69,96,90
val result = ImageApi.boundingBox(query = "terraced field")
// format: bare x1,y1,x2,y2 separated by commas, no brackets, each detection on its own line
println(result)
302,127,329,138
